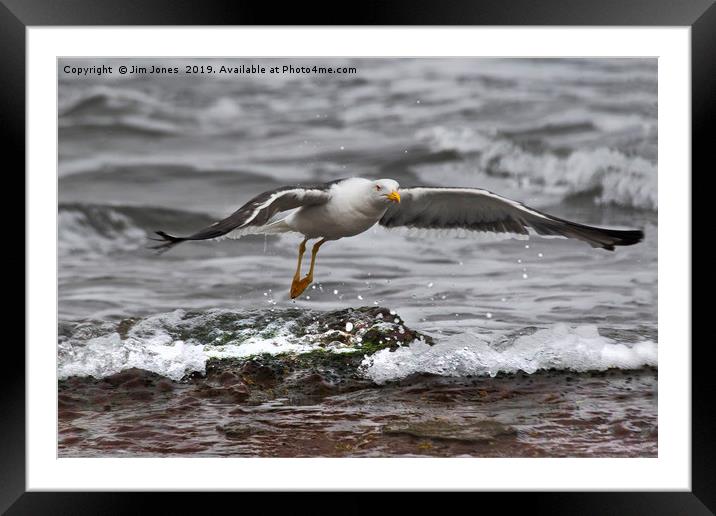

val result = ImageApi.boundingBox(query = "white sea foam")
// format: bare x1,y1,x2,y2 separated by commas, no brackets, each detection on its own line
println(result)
360,324,657,384
58,309,360,381
56,331,324,382
58,332,207,382
59,308,657,383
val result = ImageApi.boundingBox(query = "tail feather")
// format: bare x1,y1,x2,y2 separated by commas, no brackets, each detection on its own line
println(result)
148,231,187,254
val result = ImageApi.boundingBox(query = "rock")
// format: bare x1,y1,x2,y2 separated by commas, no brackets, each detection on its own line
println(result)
216,423,266,440
314,306,433,350
383,419,516,443
192,383,250,403
56,368,175,415
189,306,433,400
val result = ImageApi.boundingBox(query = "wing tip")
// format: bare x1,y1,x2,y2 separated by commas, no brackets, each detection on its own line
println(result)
601,228,644,251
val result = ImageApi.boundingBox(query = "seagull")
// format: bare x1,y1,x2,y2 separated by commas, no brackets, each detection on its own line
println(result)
151,177,644,299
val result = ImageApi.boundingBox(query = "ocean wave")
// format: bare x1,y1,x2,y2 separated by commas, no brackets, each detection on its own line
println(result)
58,203,214,255
60,86,165,117
59,86,187,135
416,126,657,210
361,323,657,384
59,85,247,136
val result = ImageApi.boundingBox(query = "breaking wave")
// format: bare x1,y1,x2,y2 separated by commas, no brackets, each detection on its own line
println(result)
57,308,390,381
59,308,657,383
361,323,657,384
416,126,657,211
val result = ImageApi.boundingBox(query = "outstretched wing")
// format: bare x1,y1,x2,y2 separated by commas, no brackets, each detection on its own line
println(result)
150,184,332,253
379,187,643,251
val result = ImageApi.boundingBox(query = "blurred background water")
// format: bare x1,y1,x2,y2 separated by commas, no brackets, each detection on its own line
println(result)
58,58,658,457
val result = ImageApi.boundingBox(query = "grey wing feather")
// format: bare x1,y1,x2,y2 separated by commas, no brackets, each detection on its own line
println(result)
150,184,332,253
379,187,643,251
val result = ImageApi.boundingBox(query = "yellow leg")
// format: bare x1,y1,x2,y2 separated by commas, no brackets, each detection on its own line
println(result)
289,238,308,298
290,238,326,299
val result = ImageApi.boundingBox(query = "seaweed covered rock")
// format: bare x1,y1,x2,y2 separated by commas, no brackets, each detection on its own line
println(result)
59,306,434,403
194,306,434,401
311,306,429,350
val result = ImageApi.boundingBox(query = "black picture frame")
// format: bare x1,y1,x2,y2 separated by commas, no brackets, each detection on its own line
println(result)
5,0,712,513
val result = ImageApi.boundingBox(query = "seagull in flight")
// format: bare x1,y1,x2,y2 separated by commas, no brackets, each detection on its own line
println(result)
151,177,644,299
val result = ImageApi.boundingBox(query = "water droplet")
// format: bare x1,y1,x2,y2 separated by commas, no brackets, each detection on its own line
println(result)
305,296,310,300
486,312,493,319
525,244,530,249
357,295,363,300
501,297,507,302
340,146,345,150
345,322,353,332
389,310,396,315
427,282,434,288
416,99,421,104
517,259,522,264
394,318,400,323
522,273,529,279
538,252,543,258
333,289,339,295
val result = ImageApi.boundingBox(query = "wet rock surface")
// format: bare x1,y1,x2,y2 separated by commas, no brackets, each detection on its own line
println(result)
383,419,517,443
58,368,658,458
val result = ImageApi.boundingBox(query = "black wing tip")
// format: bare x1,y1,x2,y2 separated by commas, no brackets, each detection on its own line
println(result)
147,231,186,254
601,228,644,251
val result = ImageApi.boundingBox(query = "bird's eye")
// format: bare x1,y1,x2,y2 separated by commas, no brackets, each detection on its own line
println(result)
375,185,382,191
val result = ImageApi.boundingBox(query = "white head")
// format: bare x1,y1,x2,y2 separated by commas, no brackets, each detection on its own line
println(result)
370,178,401,205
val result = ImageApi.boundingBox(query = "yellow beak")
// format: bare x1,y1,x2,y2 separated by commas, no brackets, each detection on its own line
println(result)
386,191,401,203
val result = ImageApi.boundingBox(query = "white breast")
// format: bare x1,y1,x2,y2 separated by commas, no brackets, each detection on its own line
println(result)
285,178,387,239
